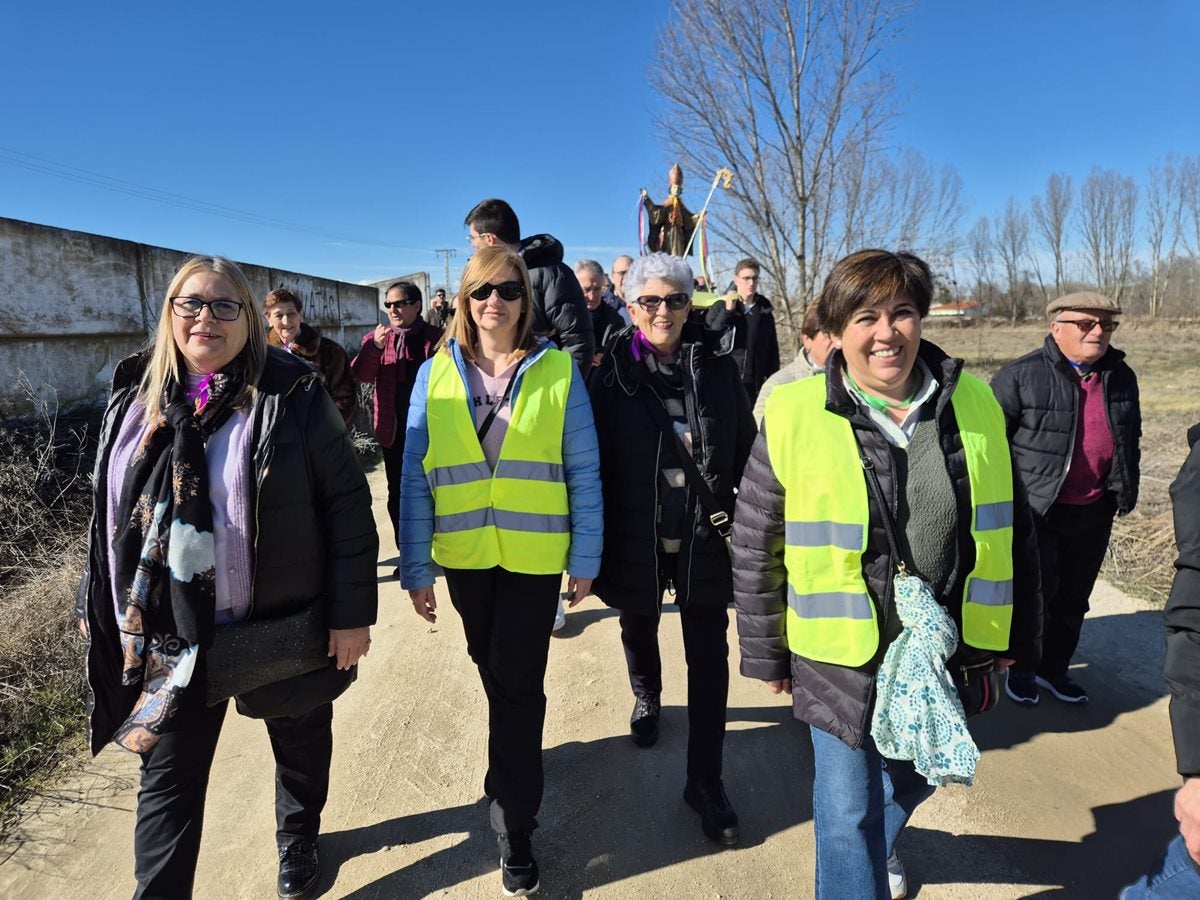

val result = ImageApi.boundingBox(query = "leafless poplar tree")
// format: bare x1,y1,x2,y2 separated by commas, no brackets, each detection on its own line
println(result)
994,199,1030,324
651,0,962,334
966,216,994,314
1078,167,1138,303
1144,155,1183,317
1029,172,1073,297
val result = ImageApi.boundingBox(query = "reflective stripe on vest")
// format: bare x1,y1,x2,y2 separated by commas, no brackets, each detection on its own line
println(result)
764,371,1015,667
422,348,572,574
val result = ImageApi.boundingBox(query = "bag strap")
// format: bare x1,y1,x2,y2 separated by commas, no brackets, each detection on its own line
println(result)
858,447,911,577
476,364,520,443
638,388,731,541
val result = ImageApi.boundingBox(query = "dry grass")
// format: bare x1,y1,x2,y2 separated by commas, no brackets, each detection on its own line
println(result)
930,318,1200,602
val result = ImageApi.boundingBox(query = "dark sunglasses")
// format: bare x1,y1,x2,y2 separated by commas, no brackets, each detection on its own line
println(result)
634,293,690,312
383,298,421,309
469,281,525,302
1056,318,1119,334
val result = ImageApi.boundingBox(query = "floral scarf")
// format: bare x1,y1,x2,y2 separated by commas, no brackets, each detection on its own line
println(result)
109,361,247,752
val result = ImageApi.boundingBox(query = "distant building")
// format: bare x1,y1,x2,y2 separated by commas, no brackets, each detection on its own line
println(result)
927,299,981,319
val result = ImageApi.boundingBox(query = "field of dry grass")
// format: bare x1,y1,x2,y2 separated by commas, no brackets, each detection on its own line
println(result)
930,319,1200,601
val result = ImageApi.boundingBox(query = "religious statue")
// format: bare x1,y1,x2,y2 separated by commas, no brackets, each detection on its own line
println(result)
640,164,703,257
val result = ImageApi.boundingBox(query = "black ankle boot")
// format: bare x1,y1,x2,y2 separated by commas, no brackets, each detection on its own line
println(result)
630,694,661,747
684,778,739,847
277,839,320,899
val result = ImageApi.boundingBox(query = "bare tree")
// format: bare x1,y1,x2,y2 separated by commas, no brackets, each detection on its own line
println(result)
994,199,1030,324
1029,172,1073,297
966,216,995,314
1179,155,1200,309
1078,167,1138,303
1145,155,1183,317
651,0,966,334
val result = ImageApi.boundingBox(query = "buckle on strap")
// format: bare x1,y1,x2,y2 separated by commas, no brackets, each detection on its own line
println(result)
709,511,730,533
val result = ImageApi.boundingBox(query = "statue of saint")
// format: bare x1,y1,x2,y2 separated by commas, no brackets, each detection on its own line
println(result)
641,164,703,257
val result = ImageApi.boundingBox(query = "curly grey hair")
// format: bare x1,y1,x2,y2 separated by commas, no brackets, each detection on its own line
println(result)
623,252,694,302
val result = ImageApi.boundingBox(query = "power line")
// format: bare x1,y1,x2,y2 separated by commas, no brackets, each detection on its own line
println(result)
433,248,457,293
0,145,431,253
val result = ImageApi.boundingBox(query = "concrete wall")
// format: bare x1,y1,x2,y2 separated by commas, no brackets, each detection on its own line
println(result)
0,217,382,416
364,272,432,316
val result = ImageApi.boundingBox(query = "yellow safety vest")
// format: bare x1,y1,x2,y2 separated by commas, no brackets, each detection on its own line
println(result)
764,372,1015,667
423,348,572,574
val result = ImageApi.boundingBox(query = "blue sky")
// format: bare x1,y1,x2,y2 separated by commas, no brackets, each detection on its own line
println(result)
3,1,1197,289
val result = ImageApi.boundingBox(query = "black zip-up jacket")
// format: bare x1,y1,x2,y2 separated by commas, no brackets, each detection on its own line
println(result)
589,323,756,613
77,347,378,754
1167,424,1200,777
990,334,1140,516
520,233,595,372
732,341,1043,749
704,293,781,396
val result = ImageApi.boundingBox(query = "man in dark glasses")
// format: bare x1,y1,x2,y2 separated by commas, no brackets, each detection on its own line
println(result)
464,198,594,372
350,281,444,575
991,291,1141,707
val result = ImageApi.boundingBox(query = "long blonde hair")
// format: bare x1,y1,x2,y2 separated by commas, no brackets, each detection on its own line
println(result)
442,246,538,363
138,256,267,421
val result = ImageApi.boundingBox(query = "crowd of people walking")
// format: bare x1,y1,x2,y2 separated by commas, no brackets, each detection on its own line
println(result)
76,195,1200,899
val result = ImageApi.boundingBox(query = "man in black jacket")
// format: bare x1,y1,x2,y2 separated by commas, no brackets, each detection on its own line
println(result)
991,291,1140,706
465,198,594,370
1123,426,1200,894
704,257,780,404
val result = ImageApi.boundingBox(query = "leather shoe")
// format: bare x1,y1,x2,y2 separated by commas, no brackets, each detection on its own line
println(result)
684,778,739,847
278,839,320,900
630,695,660,747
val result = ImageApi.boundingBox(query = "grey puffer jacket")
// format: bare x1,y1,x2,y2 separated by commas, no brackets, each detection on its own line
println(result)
990,334,1140,516
732,340,1043,750
78,347,378,753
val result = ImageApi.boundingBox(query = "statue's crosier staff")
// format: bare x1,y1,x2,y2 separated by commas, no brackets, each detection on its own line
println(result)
685,167,734,299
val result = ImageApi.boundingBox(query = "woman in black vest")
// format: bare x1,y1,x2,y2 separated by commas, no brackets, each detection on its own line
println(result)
589,251,756,847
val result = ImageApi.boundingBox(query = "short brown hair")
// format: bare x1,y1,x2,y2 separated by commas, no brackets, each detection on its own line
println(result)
264,287,302,314
442,245,538,364
815,249,933,336
800,302,823,339
734,257,760,276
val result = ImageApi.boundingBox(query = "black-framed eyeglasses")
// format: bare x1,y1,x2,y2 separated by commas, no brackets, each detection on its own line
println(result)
170,297,245,321
384,298,421,309
1056,318,1119,334
634,293,690,312
469,281,525,302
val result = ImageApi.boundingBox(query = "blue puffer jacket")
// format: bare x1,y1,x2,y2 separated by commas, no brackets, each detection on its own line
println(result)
398,338,603,588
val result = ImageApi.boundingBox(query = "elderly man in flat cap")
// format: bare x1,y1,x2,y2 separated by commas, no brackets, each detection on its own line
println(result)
991,292,1141,706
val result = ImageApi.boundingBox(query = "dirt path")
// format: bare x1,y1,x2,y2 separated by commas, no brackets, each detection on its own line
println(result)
0,467,1183,898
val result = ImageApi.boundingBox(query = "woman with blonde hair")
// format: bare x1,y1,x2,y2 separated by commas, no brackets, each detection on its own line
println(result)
400,245,602,897
77,255,377,899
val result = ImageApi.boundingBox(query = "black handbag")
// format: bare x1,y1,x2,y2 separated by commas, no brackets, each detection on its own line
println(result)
860,453,1000,718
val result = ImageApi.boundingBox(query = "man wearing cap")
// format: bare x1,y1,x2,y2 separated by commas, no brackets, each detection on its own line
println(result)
991,291,1141,706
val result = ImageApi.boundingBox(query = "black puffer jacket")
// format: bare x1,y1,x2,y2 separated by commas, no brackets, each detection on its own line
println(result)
990,334,1140,516
78,347,378,753
520,233,595,371
1166,423,1200,776
589,323,756,613
732,341,1043,749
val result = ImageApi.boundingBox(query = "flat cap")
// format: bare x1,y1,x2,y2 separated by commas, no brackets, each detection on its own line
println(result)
1046,291,1121,316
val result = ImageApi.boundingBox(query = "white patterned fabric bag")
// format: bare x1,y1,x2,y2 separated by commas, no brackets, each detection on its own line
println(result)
871,572,980,787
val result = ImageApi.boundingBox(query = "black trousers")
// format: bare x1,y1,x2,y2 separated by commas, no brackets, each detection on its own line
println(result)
132,691,333,899
443,566,561,836
382,438,405,551
619,599,730,782
1022,496,1116,680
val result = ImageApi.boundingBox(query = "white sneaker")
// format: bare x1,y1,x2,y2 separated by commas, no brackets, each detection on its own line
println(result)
552,598,566,632
886,851,907,899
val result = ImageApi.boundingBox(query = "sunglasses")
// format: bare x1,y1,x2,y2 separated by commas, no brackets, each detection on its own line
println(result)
1056,318,1119,334
383,298,421,309
633,293,690,312
469,281,525,302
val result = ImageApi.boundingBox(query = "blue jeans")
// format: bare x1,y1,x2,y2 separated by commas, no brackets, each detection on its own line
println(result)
1121,836,1200,899
810,725,936,900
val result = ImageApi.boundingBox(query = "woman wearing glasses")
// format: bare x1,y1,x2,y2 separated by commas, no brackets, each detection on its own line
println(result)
399,245,602,897
77,256,377,899
588,252,755,848
350,280,443,572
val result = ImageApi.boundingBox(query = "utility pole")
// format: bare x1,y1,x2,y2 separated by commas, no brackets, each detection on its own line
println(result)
433,248,456,296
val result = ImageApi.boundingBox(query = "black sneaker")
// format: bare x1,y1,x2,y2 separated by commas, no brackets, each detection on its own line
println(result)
630,694,661,748
1036,674,1089,704
498,832,540,896
1004,670,1040,706
277,840,320,900
683,778,740,847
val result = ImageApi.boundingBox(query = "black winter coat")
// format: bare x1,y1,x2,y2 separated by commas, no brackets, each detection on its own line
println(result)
732,341,1043,749
1166,423,1200,776
990,334,1141,516
704,293,781,397
520,233,595,371
589,323,756,613
78,347,378,754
